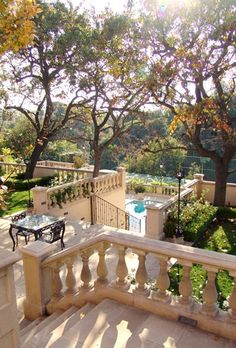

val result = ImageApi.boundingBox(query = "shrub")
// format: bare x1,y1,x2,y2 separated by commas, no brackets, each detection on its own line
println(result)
7,175,54,191
183,203,217,242
217,206,236,220
163,198,217,242
134,184,146,194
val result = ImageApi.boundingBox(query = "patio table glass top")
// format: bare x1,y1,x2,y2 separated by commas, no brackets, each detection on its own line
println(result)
11,214,65,231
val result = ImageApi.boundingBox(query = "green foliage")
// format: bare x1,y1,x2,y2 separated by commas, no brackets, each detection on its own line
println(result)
73,154,86,169
125,136,186,177
41,140,79,162
217,207,236,220
185,162,201,179
196,221,236,255
0,148,15,162
183,203,217,242
7,175,54,191
134,184,146,194
0,191,28,217
163,197,217,241
168,264,233,309
2,117,35,159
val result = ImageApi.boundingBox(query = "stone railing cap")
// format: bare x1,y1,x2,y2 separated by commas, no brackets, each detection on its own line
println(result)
0,247,21,267
20,241,57,258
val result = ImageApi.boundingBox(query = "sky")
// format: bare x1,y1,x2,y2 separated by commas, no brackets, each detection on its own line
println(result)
71,0,128,13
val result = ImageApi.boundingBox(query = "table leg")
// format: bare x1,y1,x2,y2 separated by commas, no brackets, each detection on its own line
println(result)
9,226,16,252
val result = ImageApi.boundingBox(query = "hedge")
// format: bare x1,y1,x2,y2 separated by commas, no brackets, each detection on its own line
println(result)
7,175,54,191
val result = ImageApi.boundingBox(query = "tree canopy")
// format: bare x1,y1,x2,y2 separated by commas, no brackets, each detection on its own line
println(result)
144,0,236,205
0,0,40,55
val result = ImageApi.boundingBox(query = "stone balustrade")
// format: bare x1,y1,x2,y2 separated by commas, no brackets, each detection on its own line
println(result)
46,171,123,209
0,248,21,347
21,231,236,341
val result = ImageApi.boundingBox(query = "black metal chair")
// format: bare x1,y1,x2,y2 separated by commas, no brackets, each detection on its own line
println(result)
11,212,32,249
38,221,65,250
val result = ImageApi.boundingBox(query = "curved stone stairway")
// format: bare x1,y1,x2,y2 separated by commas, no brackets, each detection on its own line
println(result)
20,299,236,348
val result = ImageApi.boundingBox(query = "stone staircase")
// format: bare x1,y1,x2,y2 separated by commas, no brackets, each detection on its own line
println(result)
20,299,236,348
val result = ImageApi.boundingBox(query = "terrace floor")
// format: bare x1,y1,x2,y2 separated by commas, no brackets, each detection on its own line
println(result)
0,215,236,347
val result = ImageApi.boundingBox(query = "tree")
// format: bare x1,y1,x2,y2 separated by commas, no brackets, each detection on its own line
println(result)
0,0,40,55
144,0,236,205
69,12,148,177
3,1,90,178
2,116,36,159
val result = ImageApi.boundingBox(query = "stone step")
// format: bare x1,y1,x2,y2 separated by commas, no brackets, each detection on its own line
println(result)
20,311,63,346
50,299,149,348
23,306,78,348
20,299,236,348
49,299,236,348
35,303,95,348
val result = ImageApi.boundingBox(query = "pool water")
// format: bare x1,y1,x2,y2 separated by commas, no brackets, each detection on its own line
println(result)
125,199,164,232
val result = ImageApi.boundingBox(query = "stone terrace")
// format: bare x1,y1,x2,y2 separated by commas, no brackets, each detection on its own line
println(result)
0,216,236,347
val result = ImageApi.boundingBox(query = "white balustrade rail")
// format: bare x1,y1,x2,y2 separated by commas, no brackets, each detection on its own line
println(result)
21,231,236,341
46,172,123,209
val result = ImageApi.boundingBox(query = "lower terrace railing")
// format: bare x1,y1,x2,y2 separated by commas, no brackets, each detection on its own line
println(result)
22,231,236,341
127,182,179,196
91,195,141,233
46,172,123,209
0,161,115,182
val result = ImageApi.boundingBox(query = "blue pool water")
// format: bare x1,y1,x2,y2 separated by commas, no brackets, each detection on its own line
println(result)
125,199,165,232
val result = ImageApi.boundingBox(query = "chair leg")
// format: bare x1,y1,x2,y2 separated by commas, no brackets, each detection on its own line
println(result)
25,236,28,245
61,240,65,250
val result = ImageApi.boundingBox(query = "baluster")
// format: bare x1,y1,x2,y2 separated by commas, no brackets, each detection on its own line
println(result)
153,256,170,302
178,262,193,307
65,257,77,294
51,262,63,301
115,246,129,289
80,250,92,289
95,243,109,287
79,183,83,198
228,275,236,320
201,267,218,316
134,250,148,294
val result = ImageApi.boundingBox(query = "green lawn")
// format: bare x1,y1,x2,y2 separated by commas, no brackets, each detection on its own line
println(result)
196,221,236,255
0,190,29,217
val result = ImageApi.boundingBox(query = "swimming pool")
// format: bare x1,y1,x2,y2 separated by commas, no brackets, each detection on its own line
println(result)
125,199,165,232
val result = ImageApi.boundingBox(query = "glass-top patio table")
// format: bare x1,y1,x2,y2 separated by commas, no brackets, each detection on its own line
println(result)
9,214,65,251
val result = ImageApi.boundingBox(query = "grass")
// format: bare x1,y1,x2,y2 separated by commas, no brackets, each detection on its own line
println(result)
196,221,236,255
0,190,29,217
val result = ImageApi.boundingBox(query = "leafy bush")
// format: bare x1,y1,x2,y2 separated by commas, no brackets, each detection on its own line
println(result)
163,212,176,238
163,198,217,242
183,203,217,242
7,175,54,191
134,184,146,194
217,206,236,220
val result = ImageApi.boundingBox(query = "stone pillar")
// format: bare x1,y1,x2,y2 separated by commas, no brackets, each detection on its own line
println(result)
95,243,109,287
31,186,49,214
0,248,20,348
117,167,126,189
134,249,148,294
146,206,164,239
115,246,129,289
21,241,57,320
201,266,218,317
154,255,170,302
194,173,204,199
117,167,126,210
178,262,193,307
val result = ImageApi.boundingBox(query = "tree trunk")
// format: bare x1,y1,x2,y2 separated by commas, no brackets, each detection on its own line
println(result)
213,159,229,206
25,140,48,179
93,149,102,178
